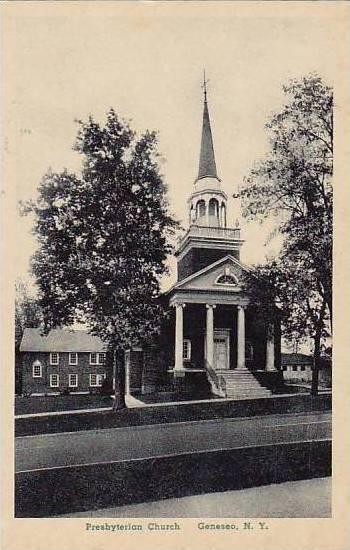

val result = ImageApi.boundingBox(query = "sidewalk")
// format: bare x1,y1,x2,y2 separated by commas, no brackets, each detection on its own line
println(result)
16,391,324,419
15,392,332,438
60,477,331,518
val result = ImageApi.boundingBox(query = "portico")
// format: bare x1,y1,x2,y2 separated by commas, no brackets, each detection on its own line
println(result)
170,296,275,376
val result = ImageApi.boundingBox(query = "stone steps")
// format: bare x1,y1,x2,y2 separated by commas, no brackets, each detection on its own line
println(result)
213,368,272,399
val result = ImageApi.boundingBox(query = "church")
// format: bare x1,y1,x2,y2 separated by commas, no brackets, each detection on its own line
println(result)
19,81,284,401
126,82,284,401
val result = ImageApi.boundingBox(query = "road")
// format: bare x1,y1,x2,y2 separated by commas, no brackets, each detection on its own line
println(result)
16,411,331,473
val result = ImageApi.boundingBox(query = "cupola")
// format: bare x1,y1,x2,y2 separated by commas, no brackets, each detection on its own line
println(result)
189,73,228,228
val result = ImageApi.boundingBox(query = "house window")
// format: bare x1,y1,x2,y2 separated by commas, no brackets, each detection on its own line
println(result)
50,352,59,365
293,366,298,372
300,366,305,371
89,373,106,387
32,361,42,378
90,352,105,365
69,374,78,387
183,339,191,361
282,366,287,371
69,352,78,365
50,374,59,388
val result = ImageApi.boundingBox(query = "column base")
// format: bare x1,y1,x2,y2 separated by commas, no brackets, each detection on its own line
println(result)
173,370,186,378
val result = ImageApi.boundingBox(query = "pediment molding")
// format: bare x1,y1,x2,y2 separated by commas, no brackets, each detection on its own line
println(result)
173,255,250,293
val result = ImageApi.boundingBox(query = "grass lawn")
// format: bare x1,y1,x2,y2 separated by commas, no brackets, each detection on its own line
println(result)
15,394,114,416
15,393,331,438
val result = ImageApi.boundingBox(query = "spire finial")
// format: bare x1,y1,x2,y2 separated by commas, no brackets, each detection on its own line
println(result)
202,69,209,103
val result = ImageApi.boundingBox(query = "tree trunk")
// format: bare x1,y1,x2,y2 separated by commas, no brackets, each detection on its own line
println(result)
311,320,325,397
311,335,321,396
311,296,327,397
325,292,332,332
112,349,127,411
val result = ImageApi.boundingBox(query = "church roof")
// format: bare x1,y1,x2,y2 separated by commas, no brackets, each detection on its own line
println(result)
197,80,219,181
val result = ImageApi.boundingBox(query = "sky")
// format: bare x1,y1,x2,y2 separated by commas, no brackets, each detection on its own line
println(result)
4,2,341,293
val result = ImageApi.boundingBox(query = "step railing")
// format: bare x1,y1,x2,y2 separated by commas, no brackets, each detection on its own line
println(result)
204,360,226,397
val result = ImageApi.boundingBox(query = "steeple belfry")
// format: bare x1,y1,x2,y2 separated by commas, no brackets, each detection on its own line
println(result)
175,75,244,282
197,74,219,181
188,73,227,229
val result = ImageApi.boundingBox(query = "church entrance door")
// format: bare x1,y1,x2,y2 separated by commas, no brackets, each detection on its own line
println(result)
213,330,230,370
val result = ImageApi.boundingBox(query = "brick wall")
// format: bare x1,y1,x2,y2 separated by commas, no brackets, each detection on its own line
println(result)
178,247,240,281
129,350,144,393
21,351,113,395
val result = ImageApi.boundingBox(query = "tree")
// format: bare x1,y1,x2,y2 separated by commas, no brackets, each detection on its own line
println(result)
244,255,330,396
23,109,178,409
15,279,42,394
240,74,333,394
15,279,42,351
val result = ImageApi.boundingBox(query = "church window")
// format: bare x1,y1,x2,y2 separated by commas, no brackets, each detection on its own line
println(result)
209,198,219,217
196,200,206,218
216,268,238,286
221,203,226,227
183,339,191,361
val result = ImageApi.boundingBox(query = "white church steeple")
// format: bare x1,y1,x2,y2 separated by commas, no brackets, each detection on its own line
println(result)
189,72,228,228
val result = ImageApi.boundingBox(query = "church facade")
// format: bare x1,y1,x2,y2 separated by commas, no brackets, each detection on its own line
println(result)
127,84,284,400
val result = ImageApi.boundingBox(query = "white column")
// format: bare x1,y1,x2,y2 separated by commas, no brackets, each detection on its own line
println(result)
206,304,215,367
265,324,276,371
174,303,185,371
237,305,246,369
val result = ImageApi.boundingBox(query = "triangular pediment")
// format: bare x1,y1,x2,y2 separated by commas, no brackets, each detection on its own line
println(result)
174,255,250,292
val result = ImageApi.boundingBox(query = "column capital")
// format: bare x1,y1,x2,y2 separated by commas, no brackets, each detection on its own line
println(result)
206,304,216,309
237,304,246,311
173,302,186,309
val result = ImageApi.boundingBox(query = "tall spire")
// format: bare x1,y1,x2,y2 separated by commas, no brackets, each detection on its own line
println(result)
197,70,219,181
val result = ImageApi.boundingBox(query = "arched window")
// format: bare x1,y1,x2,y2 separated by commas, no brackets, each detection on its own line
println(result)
216,273,237,285
208,198,219,217
215,268,238,286
196,199,206,219
190,205,195,223
221,203,226,228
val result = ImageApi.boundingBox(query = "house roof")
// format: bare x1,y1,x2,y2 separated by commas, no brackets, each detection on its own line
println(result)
281,353,313,366
20,328,106,353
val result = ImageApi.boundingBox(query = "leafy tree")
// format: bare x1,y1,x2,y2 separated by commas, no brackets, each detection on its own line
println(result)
244,255,330,395
23,109,178,409
15,279,42,394
240,74,332,394
15,279,42,350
